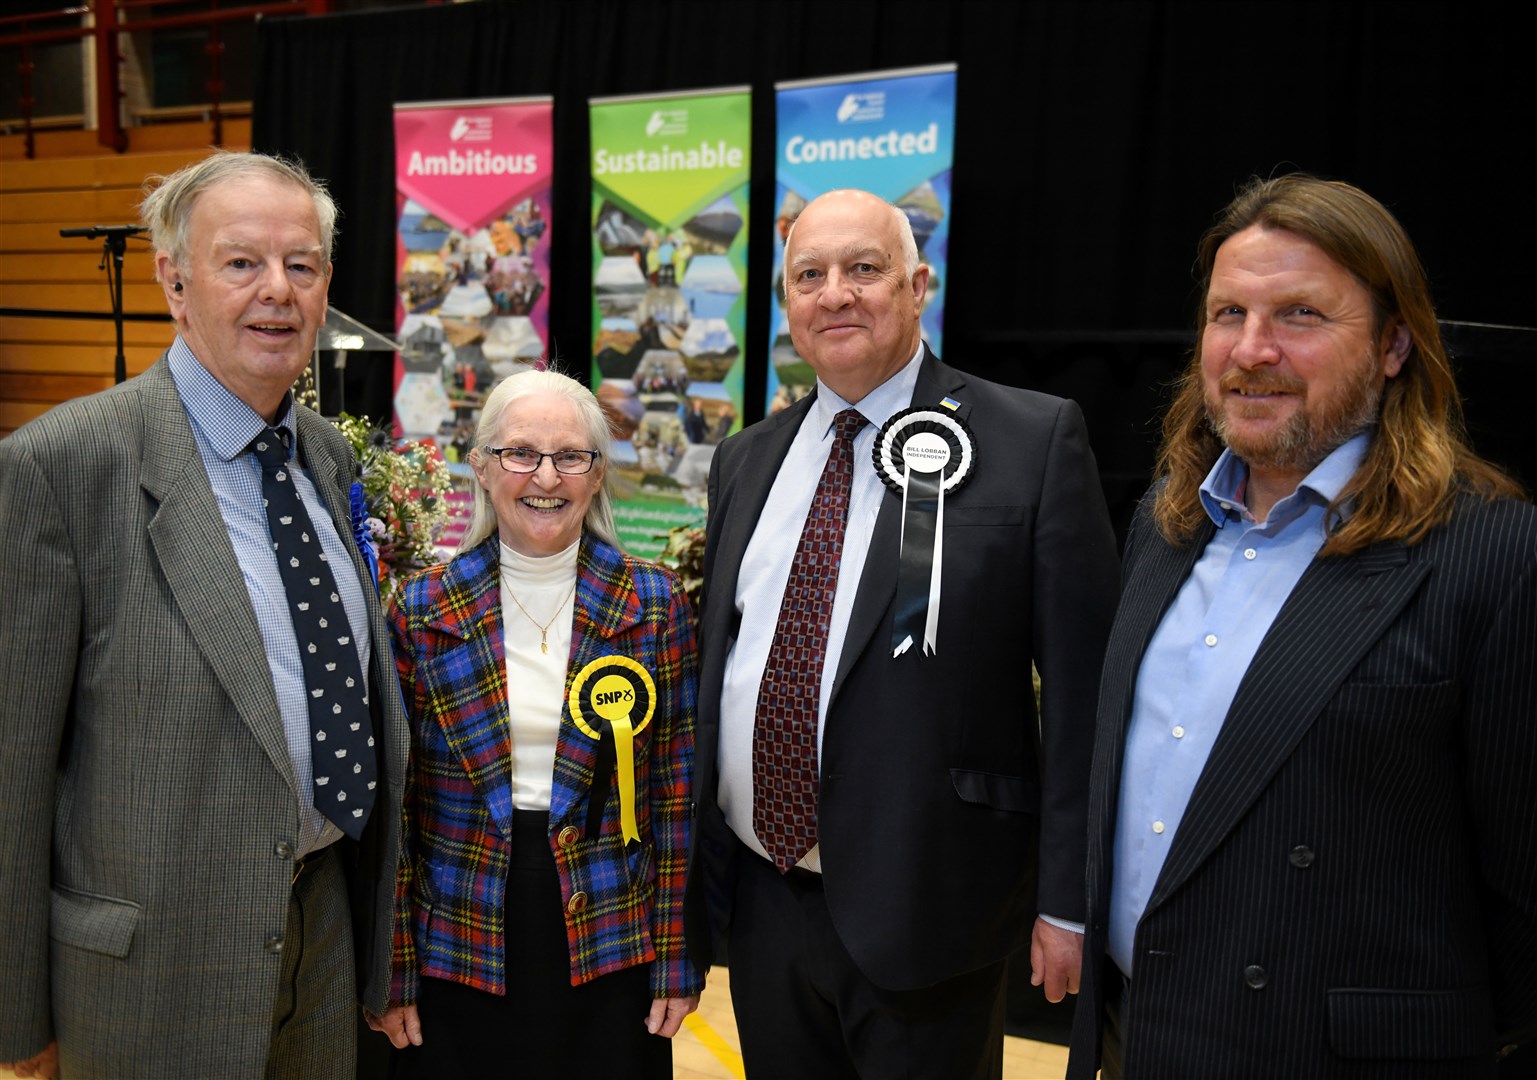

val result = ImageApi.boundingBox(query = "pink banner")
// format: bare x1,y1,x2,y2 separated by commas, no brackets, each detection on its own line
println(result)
394,98,552,234
392,96,555,549
391,96,552,431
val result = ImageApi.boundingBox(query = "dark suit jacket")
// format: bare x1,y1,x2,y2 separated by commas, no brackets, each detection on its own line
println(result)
687,348,1120,991
1067,491,1537,1079
0,357,409,1077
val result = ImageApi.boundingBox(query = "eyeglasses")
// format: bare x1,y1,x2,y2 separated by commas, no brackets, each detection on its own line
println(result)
484,446,602,475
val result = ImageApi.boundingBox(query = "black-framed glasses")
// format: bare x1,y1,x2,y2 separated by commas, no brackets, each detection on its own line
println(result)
484,446,602,475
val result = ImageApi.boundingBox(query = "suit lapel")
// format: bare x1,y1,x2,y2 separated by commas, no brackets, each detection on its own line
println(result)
139,360,297,795
294,410,405,781
702,398,809,659
829,349,965,706
295,409,356,576
416,540,517,839
1096,519,1213,798
1149,540,1427,911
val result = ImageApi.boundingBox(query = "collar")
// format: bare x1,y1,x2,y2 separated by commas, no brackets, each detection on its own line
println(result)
810,340,926,436
433,533,640,640
167,336,298,462
1200,432,1371,528
498,535,581,586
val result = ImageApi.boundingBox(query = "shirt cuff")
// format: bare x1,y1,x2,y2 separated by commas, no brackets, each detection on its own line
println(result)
1039,914,1085,935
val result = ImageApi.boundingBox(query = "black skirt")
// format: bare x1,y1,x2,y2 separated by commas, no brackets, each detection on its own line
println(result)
388,809,672,1079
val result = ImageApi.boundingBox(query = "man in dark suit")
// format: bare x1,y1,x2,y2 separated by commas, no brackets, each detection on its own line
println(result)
687,188,1120,1077
1066,175,1537,1080
0,152,408,1078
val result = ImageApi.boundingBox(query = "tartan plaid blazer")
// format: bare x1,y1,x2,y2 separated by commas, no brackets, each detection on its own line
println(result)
386,533,702,1003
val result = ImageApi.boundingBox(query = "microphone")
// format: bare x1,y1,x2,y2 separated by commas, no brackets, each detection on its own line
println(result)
59,225,148,239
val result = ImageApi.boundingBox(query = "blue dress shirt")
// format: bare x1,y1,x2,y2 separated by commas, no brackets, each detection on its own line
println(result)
1107,434,1370,977
168,339,372,855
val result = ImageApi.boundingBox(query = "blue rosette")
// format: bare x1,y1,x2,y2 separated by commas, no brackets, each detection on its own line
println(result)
349,480,380,590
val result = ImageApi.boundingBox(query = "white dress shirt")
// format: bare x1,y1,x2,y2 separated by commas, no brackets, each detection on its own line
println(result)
717,343,924,872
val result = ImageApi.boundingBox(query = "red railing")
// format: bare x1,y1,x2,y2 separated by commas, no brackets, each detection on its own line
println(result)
0,0,329,157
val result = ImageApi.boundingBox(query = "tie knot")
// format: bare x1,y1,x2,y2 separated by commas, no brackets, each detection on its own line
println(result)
834,408,866,443
250,428,290,469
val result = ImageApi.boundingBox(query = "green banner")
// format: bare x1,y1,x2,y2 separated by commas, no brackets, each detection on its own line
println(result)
590,86,751,558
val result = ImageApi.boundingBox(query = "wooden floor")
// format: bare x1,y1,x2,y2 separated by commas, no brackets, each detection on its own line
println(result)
674,966,1071,1079
1,965,1072,1080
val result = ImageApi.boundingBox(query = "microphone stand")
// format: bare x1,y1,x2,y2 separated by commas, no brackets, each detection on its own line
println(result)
59,224,146,385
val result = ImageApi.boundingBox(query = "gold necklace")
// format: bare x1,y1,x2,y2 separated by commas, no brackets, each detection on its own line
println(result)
505,580,578,655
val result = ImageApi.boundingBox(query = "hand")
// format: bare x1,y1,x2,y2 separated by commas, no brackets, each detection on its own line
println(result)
645,994,701,1039
364,1004,423,1049
3,1042,59,1079
1029,917,1083,1003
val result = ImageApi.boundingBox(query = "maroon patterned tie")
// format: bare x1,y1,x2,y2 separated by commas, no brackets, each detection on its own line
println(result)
753,407,867,872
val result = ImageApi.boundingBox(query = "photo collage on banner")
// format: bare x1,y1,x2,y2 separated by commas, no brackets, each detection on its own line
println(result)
769,64,956,410
589,86,751,557
393,97,555,543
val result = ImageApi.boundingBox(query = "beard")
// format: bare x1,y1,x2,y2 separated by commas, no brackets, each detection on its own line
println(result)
1204,356,1383,473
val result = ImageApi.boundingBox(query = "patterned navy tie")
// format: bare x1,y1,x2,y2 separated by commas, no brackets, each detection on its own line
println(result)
251,427,376,840
753,407,866,872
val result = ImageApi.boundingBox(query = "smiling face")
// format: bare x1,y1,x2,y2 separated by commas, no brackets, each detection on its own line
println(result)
783,190,928,404
1200,225,1410,490
473,392,605,558
156,173,330,421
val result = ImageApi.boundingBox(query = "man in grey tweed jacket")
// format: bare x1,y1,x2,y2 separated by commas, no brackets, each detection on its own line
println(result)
1068,175,1537,1079
0,152,408,1078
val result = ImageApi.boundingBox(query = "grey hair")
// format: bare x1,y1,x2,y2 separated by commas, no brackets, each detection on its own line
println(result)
782,190,921,294
139,150,339,274
458,367,620,554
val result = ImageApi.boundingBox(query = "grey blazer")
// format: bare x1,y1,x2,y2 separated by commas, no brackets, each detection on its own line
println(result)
0,357,409,1076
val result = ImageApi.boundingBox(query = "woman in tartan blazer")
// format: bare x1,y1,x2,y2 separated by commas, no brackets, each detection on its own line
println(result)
367,370,702,1078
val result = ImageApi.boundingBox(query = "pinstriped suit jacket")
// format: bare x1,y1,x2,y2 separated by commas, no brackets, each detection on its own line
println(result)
1067,490,1537,1079
0,357,410,1077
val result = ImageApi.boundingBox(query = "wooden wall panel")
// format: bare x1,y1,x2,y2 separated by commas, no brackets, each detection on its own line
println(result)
0,282,170,312
0,343,164,375
1,123,248,435
0,319,174,347
0,189,148,225
0,253,157,284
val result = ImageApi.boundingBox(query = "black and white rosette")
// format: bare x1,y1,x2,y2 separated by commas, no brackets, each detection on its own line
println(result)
874,406,976,657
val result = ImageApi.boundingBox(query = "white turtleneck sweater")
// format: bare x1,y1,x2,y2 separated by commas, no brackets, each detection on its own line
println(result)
498,537,580,811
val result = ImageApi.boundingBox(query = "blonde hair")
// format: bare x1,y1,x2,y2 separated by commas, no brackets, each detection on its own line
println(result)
1153,175,1523,554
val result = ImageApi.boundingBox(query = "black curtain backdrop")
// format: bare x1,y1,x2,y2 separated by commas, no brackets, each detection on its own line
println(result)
256,2,1531,1051
253,0,1535,540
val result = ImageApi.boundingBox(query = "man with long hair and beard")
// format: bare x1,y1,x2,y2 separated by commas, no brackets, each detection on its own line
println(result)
1067,175,1535,1080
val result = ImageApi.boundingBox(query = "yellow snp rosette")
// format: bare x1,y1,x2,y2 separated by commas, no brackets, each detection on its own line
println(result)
567,655,657,845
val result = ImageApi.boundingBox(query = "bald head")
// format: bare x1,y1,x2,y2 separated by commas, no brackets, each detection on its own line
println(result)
782,189,930,404
784,190,921,295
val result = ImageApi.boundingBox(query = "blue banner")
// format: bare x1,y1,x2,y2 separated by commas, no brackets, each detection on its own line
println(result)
768,64,956,408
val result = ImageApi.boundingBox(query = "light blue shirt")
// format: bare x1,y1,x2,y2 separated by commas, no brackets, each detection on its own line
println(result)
168,339,372,855
1107,434,1370,977
717,343,925,873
